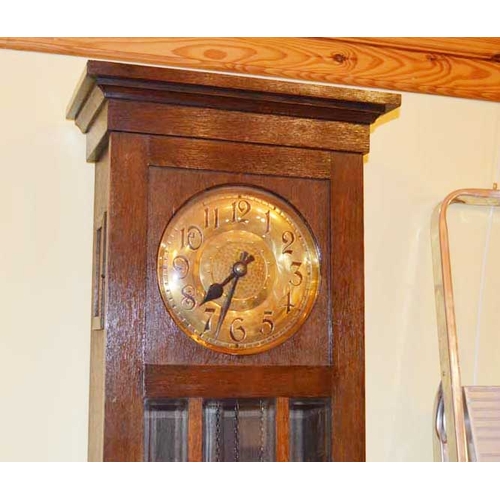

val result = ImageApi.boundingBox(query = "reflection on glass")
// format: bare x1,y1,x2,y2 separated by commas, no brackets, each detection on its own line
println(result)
204,399,275,462
290,398,331,462
144,399,188,462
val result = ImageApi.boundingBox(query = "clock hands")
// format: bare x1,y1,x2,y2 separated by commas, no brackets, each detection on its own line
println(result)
201,251,254,339
213,270,240,339
200,251,254,305
200,271,236,306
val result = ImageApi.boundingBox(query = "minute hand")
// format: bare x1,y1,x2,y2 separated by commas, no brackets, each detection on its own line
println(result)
213,274,240,339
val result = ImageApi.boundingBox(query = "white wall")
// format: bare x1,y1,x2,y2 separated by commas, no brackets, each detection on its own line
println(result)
0,50,92,461
365,93,500,461
1,48,499,461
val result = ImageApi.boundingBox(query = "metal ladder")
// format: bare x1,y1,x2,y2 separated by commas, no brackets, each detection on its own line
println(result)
432,187,500,462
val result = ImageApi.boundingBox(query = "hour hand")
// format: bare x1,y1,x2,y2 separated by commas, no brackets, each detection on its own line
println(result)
200,281,230,305
199,252,254,306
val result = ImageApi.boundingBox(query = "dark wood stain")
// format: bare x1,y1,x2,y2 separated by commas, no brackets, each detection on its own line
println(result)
148,136,333,180
330,152,366,462
188,398,203,462
276,397,290,461
68,59,401,122
146,163,331,367
103,133,148,462
66,60,398,461
145,365,332,398
107,100,370,154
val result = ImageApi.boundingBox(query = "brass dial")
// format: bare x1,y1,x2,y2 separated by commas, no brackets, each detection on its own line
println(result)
157,185,320,355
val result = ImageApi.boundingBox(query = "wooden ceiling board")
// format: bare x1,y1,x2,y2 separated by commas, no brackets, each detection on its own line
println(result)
1,37,499,102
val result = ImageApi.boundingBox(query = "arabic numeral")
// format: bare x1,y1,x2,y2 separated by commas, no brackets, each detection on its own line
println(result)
181,284,196,310
289,261,303,286
229,317,246,342
232,200,251,224
260,311,274,336
172,255,189,279
180,225,203,250
282,231,295,255
281,289,295,314
203,307,216,333
204,207,219,229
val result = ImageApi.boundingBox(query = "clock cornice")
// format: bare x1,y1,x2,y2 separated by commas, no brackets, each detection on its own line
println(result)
67,60,400,162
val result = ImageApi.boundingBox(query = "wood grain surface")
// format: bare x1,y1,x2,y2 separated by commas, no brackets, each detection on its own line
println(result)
146,164,332,366
330,152,366,462
67,61,393,461
276,397,290,461
103,133,149,461
2,37,499,101
336,37,500,59
149,136,334,180
87,147,109,461
145,365,332,398
108,100,370,154
68,59,400,121
188,398,203,462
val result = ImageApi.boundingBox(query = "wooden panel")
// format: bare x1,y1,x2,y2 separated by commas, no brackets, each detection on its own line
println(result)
88,329,105,462
87,144,109,461
330,152,365,462
188,398,203,462
276,397,290,462
75,85,105,133
145,365,332,398
103,133,148,461
146,164,331,366
107,99,369,153
2,37,499,101
86,102,108,162
77,58,399,112
68,60,399,126
337,37,500,60
149,136,333,179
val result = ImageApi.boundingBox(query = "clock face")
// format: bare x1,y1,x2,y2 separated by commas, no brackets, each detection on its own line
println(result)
157,185,320,355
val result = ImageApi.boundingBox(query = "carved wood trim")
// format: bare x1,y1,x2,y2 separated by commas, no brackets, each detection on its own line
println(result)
1,37,499,101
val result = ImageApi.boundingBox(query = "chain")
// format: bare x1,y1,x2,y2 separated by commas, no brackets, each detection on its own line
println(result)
259,399,265,462
215,401,222,462
233,400,240,462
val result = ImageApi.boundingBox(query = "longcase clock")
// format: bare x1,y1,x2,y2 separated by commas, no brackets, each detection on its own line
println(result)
67,60,400,462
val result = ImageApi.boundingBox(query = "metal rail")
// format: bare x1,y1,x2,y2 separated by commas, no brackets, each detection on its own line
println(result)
431,187,500,461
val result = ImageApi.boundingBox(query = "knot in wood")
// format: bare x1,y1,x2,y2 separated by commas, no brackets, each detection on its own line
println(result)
332,53,347,64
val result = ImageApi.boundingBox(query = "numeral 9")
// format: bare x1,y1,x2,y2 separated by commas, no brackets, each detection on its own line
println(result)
172,255,189,279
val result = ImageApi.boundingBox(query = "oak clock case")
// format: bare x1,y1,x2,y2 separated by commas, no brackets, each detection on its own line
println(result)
68,60,400,462
156,185,321,356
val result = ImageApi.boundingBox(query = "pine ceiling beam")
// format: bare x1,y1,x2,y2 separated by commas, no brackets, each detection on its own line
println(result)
1,37,499,102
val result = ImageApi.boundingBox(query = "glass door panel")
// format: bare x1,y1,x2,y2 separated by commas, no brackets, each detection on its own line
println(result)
203,399,275,462
144,397,332,462
144,399,188,462
289,398,331,461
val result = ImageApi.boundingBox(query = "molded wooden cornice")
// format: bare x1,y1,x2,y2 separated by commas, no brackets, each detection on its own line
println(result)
68,60,401,161
2,37,500,102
